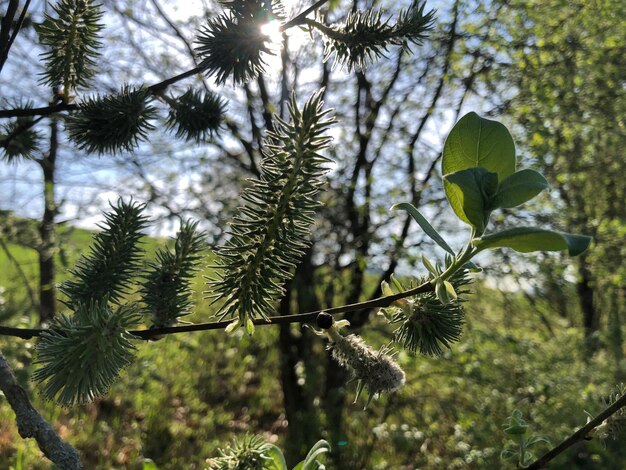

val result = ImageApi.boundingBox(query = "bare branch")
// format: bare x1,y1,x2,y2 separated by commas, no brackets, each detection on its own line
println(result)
0,350,83,468
0,280,435,340
527,391,626,469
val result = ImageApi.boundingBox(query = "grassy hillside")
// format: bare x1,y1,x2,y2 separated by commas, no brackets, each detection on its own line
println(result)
0,226,623,469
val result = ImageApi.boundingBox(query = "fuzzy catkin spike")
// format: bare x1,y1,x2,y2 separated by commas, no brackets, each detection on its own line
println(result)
65,86,157,154
59,199,147,307
167,88,226,142
329,332,405,404
36,0,104,94
195,0,275,84
380,269,472,356
33,300,140,406
141,220,206,327
0,117,41,162
207,91,335,328
320,1,434,70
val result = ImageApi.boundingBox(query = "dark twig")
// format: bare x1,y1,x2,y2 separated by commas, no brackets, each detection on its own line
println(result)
0,350,83,468
527,391,626,469
0,0,31,73
0,280,434,340
280,0,331,31
0,0,19,73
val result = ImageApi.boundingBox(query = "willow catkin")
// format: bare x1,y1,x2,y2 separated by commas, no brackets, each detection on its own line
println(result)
330,334,405,396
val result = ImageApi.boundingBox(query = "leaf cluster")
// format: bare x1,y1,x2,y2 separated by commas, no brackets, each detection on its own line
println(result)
65,86,157,154
207,91,335,329
36,0,104,94
441,112,591,253
319,0,434,70
501,409,550,467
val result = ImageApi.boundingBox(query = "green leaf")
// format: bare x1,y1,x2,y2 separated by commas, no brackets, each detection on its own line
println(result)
443,167,498,234
299,439,331,470
442,112,516,182
443,281,457,301
473,227,592,256
491,169,549,209
526,435,551,447
142,459,158,470
265,444,288,470
421,255,437,276
392,203,455,255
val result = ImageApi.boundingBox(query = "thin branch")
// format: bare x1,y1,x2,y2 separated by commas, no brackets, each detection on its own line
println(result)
527,391,626,469
0,102,77,118
0,280,434,340
0,350,83,468
280,0,331,31
0,0,19,73
0,0,31,73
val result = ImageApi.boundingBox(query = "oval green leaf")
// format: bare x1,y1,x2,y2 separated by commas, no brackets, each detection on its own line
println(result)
443,167,498,235
491,169,549,209
442,112,516,182
435,279,450,305
473,227,592,256
265,444,288,470
392,202,455,255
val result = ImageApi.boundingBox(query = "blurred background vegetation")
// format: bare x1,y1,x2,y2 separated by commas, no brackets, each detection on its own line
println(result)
0,0,624,468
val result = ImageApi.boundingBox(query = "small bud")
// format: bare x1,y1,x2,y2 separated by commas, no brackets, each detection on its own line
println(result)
381,280,394,297
421,255,437,276
225,319,240,334
245,318,255,336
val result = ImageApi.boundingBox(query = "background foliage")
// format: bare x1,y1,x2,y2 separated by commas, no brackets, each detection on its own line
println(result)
0,0,624,468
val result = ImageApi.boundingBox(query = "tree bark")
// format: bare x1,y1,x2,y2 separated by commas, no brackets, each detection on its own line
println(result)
277,251,320,465
577,257,598,352
37,118,58,324
0,349,83,468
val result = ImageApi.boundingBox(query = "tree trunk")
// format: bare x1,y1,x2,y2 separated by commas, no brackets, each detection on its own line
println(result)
577,257,598,352
37,118,58,324
277,250,320,465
